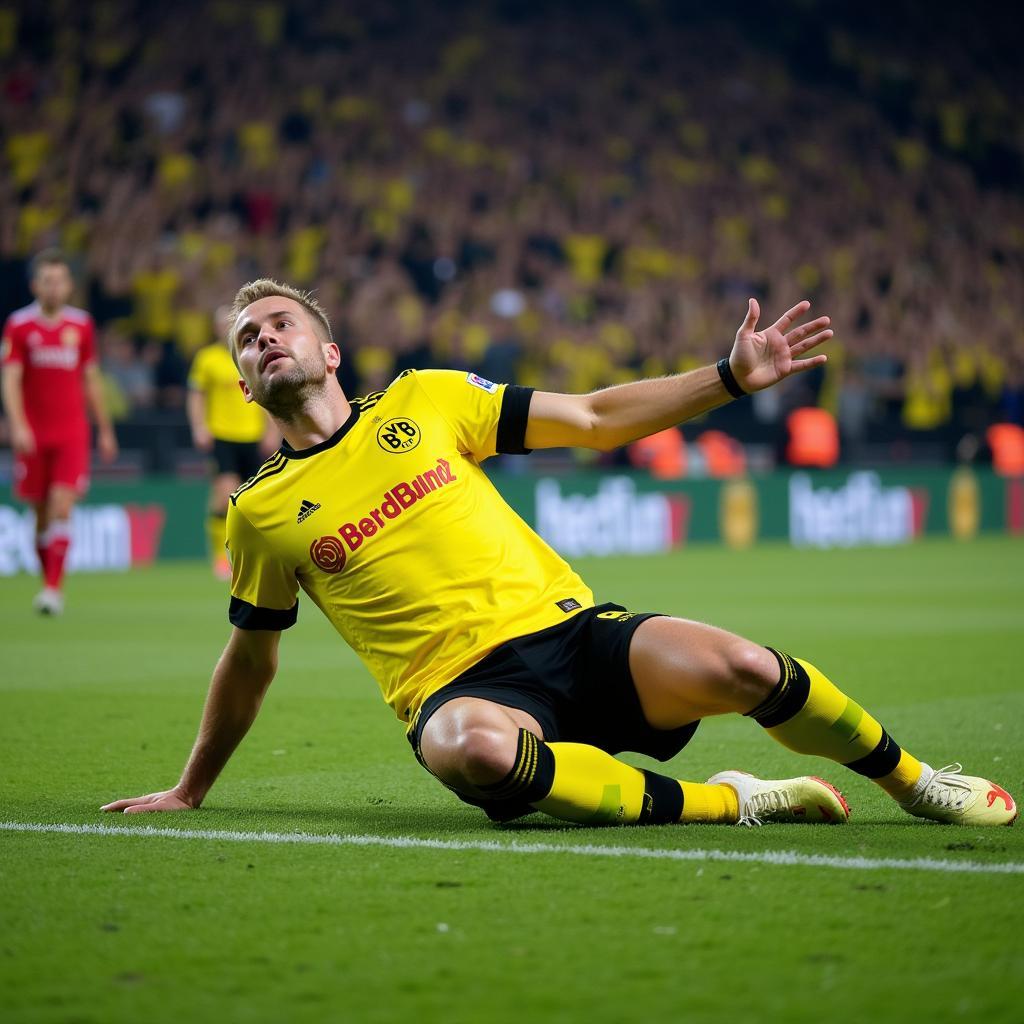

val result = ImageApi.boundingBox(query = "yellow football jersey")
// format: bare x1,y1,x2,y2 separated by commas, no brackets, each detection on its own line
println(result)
188,342,266,442
226,369,594,728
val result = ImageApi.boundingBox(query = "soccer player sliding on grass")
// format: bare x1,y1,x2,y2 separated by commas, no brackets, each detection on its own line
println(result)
103,281,1017,828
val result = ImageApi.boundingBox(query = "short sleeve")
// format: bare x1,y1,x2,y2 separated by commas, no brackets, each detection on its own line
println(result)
412,369,534,460
1,319,23,366
187,347,210,391
226,503,299,630
80,317,97,366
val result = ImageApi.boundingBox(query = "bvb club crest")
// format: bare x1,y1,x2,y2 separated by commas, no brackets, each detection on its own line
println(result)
376,417,421,453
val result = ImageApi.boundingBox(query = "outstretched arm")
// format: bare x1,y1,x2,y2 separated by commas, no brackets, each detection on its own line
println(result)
524,299,831,451
101,626,281,813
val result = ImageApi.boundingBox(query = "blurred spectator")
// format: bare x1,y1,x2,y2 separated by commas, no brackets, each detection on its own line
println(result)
0,0,1020,465
100,328,156,416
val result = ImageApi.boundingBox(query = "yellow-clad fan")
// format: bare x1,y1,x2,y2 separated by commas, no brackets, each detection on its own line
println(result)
103,280,1016,830
186,306,276,578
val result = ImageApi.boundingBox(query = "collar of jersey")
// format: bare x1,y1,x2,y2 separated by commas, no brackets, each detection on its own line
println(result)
279,404,360,460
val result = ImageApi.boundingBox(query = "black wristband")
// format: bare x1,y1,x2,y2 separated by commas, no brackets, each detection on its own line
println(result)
716,357,747,399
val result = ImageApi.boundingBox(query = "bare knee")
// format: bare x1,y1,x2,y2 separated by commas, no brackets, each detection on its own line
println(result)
720,640,779,705
33,502,50,537
421,718,519,792
48,488,76,523
725,641,777,687
451,726,517,787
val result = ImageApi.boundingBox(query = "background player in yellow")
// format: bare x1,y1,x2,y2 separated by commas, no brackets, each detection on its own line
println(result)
104,280,1017,828
187,305,276,578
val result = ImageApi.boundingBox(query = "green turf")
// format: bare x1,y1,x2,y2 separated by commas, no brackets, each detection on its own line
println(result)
2,537,1023,1023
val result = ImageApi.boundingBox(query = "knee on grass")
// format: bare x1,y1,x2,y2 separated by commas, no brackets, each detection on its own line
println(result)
430,724,520,792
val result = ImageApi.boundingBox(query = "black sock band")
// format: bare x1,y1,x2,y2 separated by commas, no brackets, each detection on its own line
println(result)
479,729,556,805
744,648,811,727
843,730,903,779
639,770,684,825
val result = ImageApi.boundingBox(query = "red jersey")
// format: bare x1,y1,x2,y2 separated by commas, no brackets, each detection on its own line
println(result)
1,302,95,443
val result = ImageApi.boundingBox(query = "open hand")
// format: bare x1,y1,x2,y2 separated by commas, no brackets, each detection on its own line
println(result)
101,788,194,814
728,299,832,394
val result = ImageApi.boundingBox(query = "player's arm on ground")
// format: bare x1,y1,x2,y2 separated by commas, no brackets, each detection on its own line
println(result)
83,363,118,462
524,299,832,451
1,332,35,454
101,627,281,813
104,501,297,813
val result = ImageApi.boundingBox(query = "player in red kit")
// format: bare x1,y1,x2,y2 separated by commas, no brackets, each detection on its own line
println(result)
1,250,118,614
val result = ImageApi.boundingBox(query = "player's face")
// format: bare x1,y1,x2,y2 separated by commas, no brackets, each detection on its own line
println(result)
234,297,338,416
31,264,73,312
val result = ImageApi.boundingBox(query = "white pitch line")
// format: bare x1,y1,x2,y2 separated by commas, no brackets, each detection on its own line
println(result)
2,820,1022,876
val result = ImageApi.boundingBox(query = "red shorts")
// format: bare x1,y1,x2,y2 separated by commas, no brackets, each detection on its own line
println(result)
14,436,90,503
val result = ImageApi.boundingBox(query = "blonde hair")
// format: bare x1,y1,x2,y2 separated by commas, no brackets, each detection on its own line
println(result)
228,278,333,364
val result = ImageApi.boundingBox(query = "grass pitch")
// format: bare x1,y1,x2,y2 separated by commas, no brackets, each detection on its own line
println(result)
1,537,1022,1023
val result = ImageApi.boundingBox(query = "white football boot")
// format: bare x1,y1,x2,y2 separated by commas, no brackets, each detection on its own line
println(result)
708,770,850,826
900,763,1017,826
32,587,64,616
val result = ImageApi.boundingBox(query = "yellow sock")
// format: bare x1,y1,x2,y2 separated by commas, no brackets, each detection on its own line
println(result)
533,742,647,824
679,781,740,823
875,749,924,799
479,732,738,825
206,513,227,567
748,649,923,799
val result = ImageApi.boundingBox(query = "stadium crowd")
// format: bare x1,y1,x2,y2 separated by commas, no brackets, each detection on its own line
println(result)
2,0,1022,464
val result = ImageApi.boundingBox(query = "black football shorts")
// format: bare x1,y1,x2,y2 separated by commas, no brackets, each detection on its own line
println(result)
410,602,700,764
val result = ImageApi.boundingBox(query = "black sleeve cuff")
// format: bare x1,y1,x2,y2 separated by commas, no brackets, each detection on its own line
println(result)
229,596,299,630
496,385,534,454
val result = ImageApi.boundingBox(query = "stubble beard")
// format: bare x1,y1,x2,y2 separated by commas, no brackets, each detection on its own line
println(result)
250,357,327,422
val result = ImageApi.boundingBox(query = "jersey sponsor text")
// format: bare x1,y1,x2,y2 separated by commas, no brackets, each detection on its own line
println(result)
338,457,457,554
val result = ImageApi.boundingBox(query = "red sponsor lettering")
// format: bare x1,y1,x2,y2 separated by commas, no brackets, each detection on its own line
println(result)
339,522,363,551
335,457,458,560
392,482,417,508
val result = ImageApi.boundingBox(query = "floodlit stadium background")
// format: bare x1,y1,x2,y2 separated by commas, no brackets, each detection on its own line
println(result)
2,0,1023,572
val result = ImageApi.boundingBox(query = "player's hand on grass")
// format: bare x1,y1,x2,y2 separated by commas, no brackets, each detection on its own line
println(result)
11,421,35,455
101,788,195,813
728,299,832,393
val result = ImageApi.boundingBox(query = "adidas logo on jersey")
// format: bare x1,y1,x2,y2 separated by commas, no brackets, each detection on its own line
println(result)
297,499,322,523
